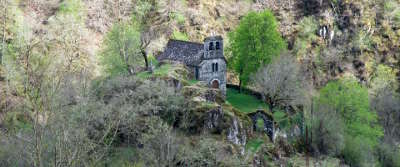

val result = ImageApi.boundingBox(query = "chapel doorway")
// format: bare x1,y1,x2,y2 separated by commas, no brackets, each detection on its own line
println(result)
211,80,219,89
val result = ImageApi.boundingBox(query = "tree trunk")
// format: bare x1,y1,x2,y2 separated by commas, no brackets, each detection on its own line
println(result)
141,49,149,71
238,68,243,93
238,79,242,93
266,96,275,113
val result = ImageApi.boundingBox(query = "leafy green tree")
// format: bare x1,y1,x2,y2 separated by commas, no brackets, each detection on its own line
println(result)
318,78,383,146
318,78,383,166
100,22,142,76
228,10,286,91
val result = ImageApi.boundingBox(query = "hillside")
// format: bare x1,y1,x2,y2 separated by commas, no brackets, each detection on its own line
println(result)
9,0,398,85
0,0,400,166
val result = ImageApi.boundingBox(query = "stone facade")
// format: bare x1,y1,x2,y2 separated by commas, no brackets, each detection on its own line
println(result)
158,36,227,95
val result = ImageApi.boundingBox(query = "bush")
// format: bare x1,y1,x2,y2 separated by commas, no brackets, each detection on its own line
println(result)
376,142,400,167
311,104,345,156
342,136,375,167
170,12,186,25
172,31,189,41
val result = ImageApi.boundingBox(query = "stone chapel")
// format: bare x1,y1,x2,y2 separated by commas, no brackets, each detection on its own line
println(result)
158,36,227,94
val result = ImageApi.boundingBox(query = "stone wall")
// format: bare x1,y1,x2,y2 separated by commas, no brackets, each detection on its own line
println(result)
198,58,227,95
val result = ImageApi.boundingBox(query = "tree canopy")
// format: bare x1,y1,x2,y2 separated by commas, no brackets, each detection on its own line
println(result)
228,10,286,90
318,78,383,146
100,21,142,76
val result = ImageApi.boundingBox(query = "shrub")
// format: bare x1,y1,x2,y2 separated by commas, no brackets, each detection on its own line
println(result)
311,104,345,156
170,12,186,25
172,31,189,41
376,142,400,167
342,136,375,167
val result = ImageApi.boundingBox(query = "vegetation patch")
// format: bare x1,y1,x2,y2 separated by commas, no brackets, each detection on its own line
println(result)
172,31,189,41
246,138,264,152
226,88,269,113
188,79,199,85
136,63,189,81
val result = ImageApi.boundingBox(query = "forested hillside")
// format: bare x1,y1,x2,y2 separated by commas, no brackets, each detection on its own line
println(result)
0,0,399,166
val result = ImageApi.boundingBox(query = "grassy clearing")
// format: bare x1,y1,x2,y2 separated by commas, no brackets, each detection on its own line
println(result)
137,64,171,79
188,79,199,85
226,88,269,113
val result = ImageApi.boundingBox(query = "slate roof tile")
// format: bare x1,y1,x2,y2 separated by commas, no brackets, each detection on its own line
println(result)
158,39,204,66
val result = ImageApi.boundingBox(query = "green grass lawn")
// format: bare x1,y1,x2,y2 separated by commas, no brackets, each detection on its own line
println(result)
226,88,269,113
188,79,199,85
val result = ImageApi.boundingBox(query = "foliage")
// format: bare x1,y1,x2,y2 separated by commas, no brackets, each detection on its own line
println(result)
273,110,286,122
226,88,269,113
376,142,400,167
59,0,85,20
318,78,383,146
246,138,264,152
383,0,400,27
228,10,286,89
293,16,319,58
139,117,179,167
351,30,372,53
318,78,384,166
311,104,345,156
170,12,186,25
100,21,142,76
369,64,398,95
178,137,245,166
0,0,21,65
371,89,400,142
342,136,376,167
172,31,189,41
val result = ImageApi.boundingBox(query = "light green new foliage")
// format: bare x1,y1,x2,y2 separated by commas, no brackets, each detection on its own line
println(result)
318,78,383,147
100,22,142,76
369,64,398,95
228,10,286,89
172,31,189,41
384,0,400,26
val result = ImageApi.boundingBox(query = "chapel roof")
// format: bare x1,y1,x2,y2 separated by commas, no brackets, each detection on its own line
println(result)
157,39,204,66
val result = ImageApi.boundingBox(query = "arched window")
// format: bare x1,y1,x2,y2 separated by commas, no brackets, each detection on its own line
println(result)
209,42,214,50
211,63,214,72
216,42,220,50
215,63,218,72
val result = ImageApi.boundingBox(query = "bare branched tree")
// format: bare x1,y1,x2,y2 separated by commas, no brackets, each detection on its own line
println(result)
253,53,309,112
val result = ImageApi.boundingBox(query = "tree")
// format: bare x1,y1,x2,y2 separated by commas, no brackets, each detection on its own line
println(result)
369,64,399,96
100,21,142,76
369,64,400,142
318,78,383,166
252,54,308,112
318,78,383,145
178,137,244,166
139,117,180,167
311,104,345,156
228,10,286,91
